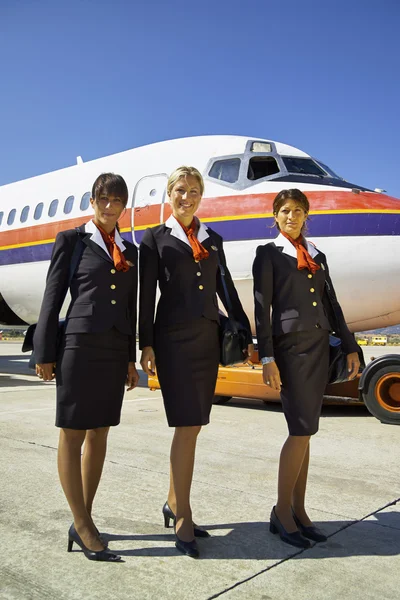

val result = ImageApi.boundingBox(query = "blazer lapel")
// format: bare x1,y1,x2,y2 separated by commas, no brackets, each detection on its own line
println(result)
83,220,113,263
274,232,320,259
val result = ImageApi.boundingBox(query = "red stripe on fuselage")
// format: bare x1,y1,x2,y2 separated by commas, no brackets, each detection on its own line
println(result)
0,191,398,247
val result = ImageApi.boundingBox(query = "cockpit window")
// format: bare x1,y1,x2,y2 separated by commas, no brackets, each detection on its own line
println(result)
248,156,280,180
250,142,272,153
282,157,326,177
209,158,241,183
0,212,3,226
314,159,341,179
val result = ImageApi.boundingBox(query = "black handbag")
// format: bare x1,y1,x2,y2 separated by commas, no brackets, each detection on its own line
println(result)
324,280,364,384
22,231,84,368
214,243,249,367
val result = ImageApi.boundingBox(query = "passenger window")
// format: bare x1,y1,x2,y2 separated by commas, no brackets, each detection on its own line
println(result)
7,209,16,226
0,211,3,226
34,202,44,220
248,157,280,180
64,195,74,214
209,159,241,183
80,192,90,211
48,199,59,217
20,206,30,223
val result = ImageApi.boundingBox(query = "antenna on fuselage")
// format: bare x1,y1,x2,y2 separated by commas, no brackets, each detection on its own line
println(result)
76,156,83,165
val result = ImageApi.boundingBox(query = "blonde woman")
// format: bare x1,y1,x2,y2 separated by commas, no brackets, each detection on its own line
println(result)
139,166,252,558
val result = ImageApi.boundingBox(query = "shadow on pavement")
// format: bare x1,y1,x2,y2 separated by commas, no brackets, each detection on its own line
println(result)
100,510,399,559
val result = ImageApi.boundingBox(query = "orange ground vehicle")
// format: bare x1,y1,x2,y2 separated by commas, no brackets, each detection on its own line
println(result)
148,351,400,425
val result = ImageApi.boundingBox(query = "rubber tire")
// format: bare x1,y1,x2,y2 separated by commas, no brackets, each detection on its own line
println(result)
362,362,400,424
213,395,232,405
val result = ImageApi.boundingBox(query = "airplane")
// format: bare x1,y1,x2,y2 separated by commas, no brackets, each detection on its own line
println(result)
0,135,399,422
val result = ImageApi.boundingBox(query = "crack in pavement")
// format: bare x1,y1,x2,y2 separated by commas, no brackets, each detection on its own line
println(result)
206,497,400,599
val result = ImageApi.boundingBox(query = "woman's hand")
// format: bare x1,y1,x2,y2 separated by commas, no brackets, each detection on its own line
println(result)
36,363,56,381
262,362,282,391
347,352,360,380
140,346,156,376
126,362,140,391
244,343,255,362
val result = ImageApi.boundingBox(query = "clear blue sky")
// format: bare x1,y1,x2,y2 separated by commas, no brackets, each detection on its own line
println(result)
1,0,399,196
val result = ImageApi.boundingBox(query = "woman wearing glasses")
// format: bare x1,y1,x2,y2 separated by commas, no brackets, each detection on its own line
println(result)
34,173,139,562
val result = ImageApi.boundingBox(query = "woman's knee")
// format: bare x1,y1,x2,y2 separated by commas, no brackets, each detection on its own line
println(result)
59,428,86,448
85,427,110,444
174,425,202,441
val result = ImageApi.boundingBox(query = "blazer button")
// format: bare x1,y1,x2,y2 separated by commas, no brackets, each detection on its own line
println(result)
110,284,116,290
196,272,201,276
312,301,317,307
111,300,117,305
310,287,315,293
199,285,204,290
308,273,312,278
111,269,116,274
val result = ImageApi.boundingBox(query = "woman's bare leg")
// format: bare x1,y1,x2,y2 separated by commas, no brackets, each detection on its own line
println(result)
292,442,313,526
168,426,201,542
275,434,311,532
57,428,103,551
82,427,110,517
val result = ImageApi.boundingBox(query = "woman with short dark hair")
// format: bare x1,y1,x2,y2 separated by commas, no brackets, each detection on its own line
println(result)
34,173,139,562
253,188,360,548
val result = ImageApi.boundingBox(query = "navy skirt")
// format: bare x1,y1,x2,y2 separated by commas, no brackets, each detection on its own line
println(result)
55,328,129,429
154,317,220,427
274,329,329,436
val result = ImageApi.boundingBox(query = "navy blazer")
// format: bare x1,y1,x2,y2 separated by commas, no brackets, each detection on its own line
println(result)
33,222,138,364
139,216,252,349
253,233,359,358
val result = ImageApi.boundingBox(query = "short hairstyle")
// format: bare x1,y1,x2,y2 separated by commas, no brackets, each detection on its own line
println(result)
167,166,204,197
272,188,309,231
91,173,129,206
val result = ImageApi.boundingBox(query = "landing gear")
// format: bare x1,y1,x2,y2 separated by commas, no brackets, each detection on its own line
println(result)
359,355,400,424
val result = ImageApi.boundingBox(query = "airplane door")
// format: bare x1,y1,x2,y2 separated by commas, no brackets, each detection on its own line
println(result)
131,174,168,245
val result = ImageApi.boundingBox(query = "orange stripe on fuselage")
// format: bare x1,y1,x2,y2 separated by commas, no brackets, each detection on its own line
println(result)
0,190,399,248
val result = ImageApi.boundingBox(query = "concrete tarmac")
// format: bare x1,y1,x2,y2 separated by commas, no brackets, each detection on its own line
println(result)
0,343,399,600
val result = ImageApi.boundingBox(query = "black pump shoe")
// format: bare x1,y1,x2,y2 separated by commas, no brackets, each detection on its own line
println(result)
72,522,108,548
292,511,328,542
162,502,210,538
269,507,311,549
174,525,199,558
68,524,121,562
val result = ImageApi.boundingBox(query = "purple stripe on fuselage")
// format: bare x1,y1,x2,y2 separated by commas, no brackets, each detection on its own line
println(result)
1,214,399,266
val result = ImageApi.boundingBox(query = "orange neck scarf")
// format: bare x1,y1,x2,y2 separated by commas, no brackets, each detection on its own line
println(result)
176,217,209,262
281,231,320,274
95,223,130,272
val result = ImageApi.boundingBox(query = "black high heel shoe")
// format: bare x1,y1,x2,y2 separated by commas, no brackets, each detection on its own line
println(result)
269,507,311,549
174,524,199,558
71,522,109,548
68,524,121,562
162,502,210,538
292,511,327,542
